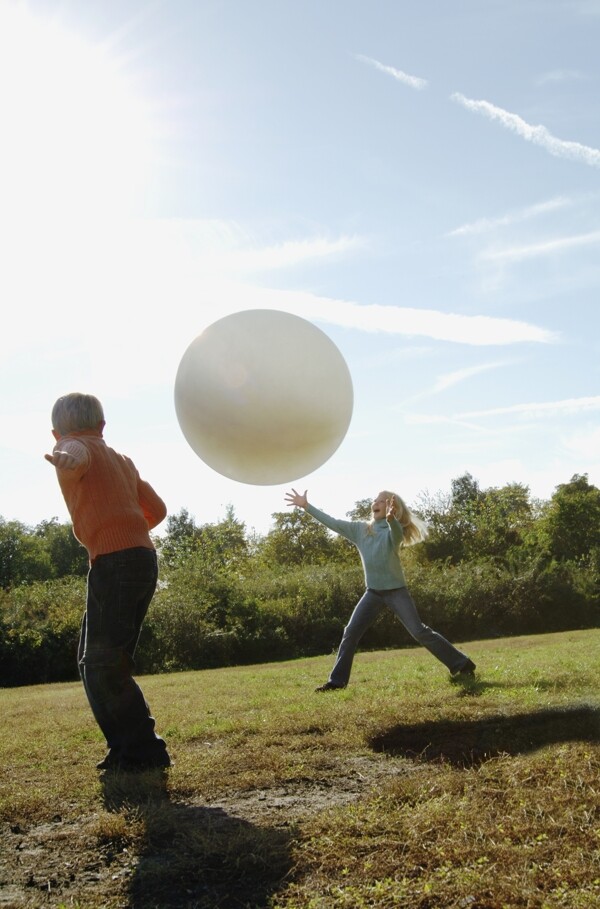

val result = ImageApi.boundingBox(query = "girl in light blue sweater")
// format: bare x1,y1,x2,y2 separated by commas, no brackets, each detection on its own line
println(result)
284,488,476,690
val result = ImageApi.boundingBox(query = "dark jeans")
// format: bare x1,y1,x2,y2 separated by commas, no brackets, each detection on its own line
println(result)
78,547,169,764
328,587,470,687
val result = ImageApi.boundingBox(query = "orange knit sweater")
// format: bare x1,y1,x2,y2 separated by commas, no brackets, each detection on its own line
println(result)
52,430,167,562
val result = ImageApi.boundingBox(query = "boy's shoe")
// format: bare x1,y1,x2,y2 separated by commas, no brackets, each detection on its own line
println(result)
452,659,477,678
96,751,120,771
96,751,172,772
315,681,346,692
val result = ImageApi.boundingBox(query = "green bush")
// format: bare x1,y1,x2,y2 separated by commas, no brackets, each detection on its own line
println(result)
406,557,600,641
1,554,598,687
0,578,84,686
138,563,365,673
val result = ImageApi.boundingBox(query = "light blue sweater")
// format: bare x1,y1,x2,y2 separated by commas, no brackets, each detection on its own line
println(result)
306,503,407,590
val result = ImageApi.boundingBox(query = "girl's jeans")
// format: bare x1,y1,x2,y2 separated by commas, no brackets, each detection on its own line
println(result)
78,546,168,763
328,587,469,687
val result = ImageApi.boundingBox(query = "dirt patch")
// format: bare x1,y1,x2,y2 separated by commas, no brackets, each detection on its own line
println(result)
0,754,411,909
1,812,130,909
207,754,416,824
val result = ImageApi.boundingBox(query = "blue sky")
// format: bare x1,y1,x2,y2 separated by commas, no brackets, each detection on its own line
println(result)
1,0,599,535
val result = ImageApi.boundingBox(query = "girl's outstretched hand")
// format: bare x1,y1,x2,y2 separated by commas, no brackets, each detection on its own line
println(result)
385,495,397,521
284,488,308,509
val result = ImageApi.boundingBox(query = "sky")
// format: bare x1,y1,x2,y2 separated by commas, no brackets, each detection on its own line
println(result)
1,0,599,537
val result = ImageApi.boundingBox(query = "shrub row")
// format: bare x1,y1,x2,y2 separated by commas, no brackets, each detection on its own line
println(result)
1,558,598,687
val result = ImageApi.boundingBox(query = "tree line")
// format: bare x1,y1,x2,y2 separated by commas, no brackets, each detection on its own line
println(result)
1,473,599,687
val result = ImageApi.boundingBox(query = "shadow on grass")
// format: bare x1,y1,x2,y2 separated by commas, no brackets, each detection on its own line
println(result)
101,772,292,909
370,705,600,768
450,676,587,696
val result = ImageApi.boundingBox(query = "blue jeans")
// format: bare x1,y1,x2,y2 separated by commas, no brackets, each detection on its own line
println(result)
328,587,470,687
78,547,169,764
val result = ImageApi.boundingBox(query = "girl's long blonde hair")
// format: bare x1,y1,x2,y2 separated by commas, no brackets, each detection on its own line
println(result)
370,490,428,547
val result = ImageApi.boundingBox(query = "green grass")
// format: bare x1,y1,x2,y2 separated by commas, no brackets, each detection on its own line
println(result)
1,629,600,908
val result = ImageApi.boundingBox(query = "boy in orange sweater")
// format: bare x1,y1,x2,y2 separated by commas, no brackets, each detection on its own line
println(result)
46,393,171,771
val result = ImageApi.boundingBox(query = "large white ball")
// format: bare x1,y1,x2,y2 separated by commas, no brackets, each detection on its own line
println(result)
174,309,353,485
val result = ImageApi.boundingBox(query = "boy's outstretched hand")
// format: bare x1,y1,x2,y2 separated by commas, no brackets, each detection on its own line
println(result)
284,488,308,509
45,451,78,470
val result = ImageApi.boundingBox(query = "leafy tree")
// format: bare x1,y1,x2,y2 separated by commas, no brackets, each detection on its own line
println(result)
34,518,88,578
468,483,533,563
158,508,200,567
534,474,600,562
159,505,249,572
257,509,337,566
417,473,483,563
346,498,372,520
418,475,535,565
0,519,52,588
196,505,249,569
451,472,483,511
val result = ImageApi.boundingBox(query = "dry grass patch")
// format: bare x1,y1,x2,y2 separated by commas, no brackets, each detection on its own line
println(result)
275,746,600,908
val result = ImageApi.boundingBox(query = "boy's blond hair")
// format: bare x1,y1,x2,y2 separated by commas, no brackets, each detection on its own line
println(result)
51,393,104,436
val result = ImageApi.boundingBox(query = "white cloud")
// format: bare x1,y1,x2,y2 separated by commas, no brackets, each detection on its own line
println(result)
2,215,557,407
535,69,586,86
403,413,497,434
226,235,364,271
297,298,557,345
458,396,600,420
403,397,600,446
164,284,555,348
451,92,600,168
355,54,428,90
397,361,509,409
480,230,600,263
431,362,506,392
123,220,363,273
448,197,571,237
98,220,555,348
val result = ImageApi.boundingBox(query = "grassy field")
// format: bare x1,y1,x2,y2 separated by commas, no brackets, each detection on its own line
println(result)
1,628,600,908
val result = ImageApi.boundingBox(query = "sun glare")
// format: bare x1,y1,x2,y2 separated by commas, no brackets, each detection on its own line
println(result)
0,4,156,226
